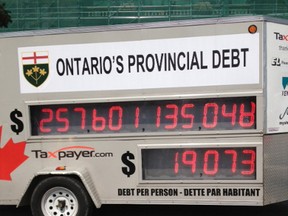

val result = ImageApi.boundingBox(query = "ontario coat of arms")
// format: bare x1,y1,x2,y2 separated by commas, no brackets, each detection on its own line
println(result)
21,51,49,87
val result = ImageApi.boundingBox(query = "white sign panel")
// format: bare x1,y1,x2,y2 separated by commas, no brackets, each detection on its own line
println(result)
18,33,259,93
267,23,288,133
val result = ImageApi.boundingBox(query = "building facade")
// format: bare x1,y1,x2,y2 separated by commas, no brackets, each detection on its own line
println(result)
1,0,288,32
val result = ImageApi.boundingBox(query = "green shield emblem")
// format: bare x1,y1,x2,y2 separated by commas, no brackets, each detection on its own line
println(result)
23,64,49,87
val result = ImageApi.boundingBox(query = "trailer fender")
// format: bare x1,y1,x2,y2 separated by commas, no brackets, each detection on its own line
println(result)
18,166,102,209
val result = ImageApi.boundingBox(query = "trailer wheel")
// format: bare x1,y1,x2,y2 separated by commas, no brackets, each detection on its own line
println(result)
30,176,93,216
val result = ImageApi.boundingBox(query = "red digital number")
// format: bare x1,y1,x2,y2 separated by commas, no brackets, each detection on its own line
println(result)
156,106,161,128
174,152,180,174
92,109,106,131
108,106,123,131
157,103,195,130
134,107,140,128
203,150,219,175
56,108,69,132
182,150,197,173
33,97,256,135
173,148,255,178
181,104,194,129
39,108,53,133
225,150,237,173
74,107,86,130
222,104,237,126
239,102,256,128
241,149,256,175
92,106,123,132
165,104,178,129
203,103,218,129
40,108,69,133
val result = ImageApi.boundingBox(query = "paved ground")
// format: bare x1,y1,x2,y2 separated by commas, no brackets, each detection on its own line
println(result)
1,202,288,216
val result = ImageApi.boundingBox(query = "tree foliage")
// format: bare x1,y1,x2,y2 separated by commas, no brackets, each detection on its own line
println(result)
0,3,11,28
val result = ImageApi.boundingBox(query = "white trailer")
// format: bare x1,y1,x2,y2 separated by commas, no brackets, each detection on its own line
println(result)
0,15,288,215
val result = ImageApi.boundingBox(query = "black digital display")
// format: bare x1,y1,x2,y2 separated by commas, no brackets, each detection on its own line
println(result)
142,147,256,180
30,96,256,136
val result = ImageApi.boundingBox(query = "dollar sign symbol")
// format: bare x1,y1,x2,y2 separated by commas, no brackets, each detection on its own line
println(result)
10,109,24,135
121,151,136,178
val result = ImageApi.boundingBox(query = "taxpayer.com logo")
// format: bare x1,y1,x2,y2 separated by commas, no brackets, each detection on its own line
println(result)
31,146,113,160
274,32,288,42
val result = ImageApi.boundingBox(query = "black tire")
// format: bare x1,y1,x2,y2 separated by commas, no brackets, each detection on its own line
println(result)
30,176,94,216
